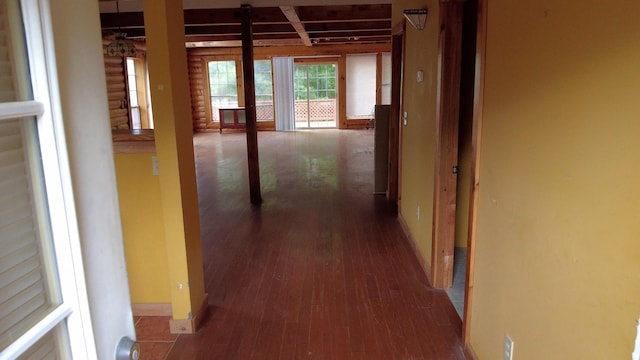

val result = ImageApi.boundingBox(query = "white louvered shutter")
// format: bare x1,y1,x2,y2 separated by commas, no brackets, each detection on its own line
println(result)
1,0,95,358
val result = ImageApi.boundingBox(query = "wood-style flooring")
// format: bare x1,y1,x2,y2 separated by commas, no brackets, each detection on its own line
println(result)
166,130,465,359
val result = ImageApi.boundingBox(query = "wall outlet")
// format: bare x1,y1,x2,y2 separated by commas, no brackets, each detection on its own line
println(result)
415,204,420,220
403,111,408,126
504,334,514,360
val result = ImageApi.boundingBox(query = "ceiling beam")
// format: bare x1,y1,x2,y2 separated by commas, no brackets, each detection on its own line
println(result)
279,6,312,47
296,4,391,22
305,20,391,33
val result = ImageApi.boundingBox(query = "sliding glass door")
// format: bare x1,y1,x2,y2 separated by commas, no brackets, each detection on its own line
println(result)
293,62,337,129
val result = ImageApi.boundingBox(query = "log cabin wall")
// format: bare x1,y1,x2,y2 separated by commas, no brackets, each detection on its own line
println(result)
104,55,130,129
188,53,210,131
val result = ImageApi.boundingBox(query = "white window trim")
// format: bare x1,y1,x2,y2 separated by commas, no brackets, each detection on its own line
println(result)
0,0,97,358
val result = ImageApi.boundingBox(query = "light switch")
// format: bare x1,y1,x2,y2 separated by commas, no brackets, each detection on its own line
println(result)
152,156,159,176
417,70,424,83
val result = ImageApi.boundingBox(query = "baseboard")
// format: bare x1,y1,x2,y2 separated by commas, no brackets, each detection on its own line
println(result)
398,214,432,284
169,293,209,334
464,342,479,360
131,303,172,317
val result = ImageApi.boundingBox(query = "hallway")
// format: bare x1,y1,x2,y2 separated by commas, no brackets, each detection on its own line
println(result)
166,130,465,359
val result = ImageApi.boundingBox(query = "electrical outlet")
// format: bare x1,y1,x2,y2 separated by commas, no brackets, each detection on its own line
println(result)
415,204,420,220
403,111,408,126
504,334,514,360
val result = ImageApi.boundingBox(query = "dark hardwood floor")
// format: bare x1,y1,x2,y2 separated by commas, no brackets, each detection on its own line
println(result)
166,130,465,360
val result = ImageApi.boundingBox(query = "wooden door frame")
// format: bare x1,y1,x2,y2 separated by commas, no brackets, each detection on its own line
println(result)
388,20,405,207
431,0,464,289
462,0,487,355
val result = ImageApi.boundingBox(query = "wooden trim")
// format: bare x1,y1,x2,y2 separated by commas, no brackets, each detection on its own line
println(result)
131,303,172,317
376,52,383,105
398,214,432,284
431,1,464,289
464,342,479,360
293,57,340,64
387,24,404,203
338,56,347,129
279,6,312,47
392,18,406,36
188,43,390,58
463,0,487,347
169,293,209,334
344,119,373,129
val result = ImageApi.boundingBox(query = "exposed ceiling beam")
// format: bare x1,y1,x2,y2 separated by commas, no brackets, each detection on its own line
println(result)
296,4,391,22
279,6,312,47
305,20,391,33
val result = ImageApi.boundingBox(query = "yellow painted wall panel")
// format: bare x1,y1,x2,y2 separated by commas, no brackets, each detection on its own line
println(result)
393,0,440,267
114,153,171,304
470,1,640,358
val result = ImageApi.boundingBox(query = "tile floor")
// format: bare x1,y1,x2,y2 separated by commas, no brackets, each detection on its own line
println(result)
134,316,176,360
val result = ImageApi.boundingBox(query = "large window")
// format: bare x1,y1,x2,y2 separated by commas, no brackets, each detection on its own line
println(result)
208,60,239,122
254,60,273,121
207,58,275,124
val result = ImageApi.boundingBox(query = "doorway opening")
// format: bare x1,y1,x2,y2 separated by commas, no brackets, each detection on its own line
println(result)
293,61,338,129
431,0,478,323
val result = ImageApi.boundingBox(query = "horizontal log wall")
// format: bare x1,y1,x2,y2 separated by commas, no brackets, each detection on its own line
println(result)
104,55,129,129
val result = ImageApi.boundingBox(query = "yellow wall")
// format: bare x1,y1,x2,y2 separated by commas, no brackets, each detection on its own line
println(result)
393,0,440,266
470,1,640,358
114,153,171,304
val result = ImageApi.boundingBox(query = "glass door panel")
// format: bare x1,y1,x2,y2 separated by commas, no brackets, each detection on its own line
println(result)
293,62,337,129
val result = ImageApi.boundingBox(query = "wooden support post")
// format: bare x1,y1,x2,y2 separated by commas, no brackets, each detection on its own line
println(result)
240,4,262,205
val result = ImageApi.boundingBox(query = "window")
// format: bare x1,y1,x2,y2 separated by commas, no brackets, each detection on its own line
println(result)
294,62,338,128
346,54,377,119
208,60,239,122
254,60,273,122
125,58,141,129
206,58,275,124
0,0,94,358
125,57,151,129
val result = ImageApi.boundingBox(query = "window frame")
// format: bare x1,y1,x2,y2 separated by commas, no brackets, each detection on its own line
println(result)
0,0,97,358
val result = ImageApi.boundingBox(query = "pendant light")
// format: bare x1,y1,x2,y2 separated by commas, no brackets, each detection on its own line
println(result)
106,0,137,57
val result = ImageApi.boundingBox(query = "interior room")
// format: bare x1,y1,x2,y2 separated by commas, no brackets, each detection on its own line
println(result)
2,0,638,359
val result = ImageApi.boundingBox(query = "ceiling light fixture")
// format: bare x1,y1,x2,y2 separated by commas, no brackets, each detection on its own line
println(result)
106,0,137,57
403,9,428,31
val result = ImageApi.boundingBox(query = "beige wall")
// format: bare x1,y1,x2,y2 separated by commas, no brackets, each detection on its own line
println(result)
470,0,640,358
393,0,440,267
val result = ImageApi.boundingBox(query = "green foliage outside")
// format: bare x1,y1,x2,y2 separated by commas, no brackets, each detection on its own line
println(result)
294,64,337,100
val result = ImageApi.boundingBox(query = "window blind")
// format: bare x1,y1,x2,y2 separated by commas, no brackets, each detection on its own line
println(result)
346,53,377,118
